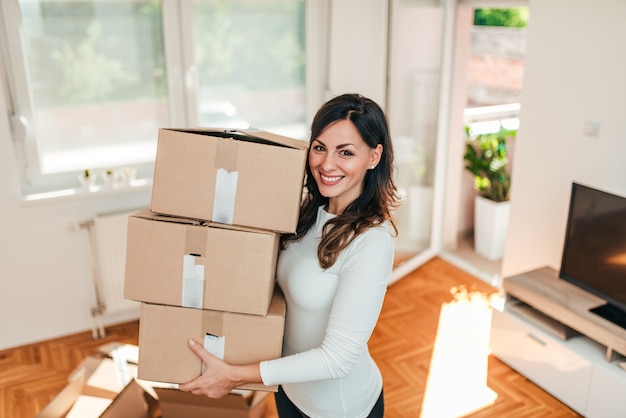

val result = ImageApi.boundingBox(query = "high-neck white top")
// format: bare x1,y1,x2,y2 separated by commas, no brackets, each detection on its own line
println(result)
260,206,394,418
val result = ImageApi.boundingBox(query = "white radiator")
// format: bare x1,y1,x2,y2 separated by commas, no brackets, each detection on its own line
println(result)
81,209,141,338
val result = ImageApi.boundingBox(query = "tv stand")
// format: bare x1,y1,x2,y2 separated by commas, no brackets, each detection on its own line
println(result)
490,267,626,417
590,303,626,330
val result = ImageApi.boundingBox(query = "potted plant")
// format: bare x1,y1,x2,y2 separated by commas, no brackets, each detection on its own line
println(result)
103,168,119,188
78,168,95,190
463,126,516,260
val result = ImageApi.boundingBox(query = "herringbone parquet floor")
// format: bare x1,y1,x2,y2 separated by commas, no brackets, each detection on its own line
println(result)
0,257,580,418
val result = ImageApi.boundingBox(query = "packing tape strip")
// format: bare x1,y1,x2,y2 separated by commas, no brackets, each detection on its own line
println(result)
203,333,226,361
212,168,238,224
181,254,204,308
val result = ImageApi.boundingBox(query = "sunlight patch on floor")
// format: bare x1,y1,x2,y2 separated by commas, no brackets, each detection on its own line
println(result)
421,287,499,418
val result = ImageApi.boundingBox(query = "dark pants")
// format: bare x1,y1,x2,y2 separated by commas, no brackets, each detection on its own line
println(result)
274,385,385,418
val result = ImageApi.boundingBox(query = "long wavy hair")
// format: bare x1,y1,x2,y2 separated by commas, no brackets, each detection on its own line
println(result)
282,93,399,268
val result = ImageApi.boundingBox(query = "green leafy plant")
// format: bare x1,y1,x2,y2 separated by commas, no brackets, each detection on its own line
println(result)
463,127,516,202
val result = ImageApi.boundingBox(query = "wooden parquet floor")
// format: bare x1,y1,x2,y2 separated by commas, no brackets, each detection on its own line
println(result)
0,257,580,418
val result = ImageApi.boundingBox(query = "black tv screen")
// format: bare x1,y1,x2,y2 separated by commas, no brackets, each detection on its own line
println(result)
559,182,626,329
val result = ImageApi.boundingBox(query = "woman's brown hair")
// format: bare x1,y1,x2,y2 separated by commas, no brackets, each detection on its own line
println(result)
282,93,399,268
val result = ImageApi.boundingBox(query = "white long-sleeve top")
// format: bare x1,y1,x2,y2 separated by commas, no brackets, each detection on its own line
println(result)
259,206,394,418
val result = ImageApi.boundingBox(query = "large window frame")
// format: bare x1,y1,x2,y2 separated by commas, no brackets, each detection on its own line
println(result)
0,0,326,201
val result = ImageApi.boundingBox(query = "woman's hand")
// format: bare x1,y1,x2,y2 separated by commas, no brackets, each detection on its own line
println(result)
178,338,239,398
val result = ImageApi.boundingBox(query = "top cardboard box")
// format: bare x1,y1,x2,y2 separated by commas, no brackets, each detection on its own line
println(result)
150,128,308,233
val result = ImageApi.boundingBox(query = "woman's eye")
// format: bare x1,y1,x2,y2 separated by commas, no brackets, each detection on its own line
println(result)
313,145,325,152
339,150,354,157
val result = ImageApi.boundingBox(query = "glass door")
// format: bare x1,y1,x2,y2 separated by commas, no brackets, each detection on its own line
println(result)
388,0,455,280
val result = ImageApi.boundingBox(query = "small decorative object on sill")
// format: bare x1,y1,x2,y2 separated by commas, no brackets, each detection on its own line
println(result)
78,168,95,191
103,168,119,188
121,166,137,186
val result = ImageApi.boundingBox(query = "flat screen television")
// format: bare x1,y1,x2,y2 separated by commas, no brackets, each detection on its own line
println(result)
559,182,626,329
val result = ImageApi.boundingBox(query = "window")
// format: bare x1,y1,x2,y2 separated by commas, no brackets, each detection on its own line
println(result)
0,0,311,199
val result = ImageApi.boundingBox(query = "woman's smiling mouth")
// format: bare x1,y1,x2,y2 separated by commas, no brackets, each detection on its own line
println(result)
320,174,343,185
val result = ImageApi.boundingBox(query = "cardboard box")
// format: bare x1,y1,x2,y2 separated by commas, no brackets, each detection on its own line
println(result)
36,359,157,418
150,128,308,233
137,289,285,391
156,388,268,418
124,210,279,315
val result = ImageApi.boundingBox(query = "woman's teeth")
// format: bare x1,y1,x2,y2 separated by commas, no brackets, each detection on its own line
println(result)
321,174,342,182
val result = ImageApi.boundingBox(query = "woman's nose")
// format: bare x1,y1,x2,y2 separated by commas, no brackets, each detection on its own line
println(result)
320,154,336,170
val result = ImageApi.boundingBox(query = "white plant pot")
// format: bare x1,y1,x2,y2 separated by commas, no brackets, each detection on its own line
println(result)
474,195,510,261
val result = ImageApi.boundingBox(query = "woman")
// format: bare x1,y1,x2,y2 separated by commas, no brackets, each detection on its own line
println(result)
180,93,399,418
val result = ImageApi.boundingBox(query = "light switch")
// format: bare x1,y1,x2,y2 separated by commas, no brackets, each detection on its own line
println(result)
584,120,600,138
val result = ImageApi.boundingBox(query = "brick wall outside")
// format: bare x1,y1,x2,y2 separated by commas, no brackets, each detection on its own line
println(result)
467,26,526,107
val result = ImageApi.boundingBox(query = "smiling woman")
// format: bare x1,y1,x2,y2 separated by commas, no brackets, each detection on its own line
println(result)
177,94,399,418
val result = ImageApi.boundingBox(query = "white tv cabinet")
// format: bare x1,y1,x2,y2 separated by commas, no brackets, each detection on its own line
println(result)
490,267,626,417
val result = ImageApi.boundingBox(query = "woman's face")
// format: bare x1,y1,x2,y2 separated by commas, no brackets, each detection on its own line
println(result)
308,119,382,215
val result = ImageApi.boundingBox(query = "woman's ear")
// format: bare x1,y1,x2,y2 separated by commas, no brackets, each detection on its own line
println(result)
370,144,383,169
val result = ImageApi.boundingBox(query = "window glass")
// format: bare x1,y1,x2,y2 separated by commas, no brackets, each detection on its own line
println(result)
2,0,308,197
194,0,306,139
18,0,166,175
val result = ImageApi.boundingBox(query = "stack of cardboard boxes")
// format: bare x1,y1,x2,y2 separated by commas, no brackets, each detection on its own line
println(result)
123,128,308,398
37,128,308,417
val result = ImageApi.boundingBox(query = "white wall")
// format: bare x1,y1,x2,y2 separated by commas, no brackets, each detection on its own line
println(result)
0,78,150,350
502,0,626,277
326,0,388,105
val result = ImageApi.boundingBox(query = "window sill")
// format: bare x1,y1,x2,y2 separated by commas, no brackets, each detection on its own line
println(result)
21,178,153,205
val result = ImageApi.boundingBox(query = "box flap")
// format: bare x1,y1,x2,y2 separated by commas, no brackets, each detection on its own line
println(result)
68,356,105,382
162,127,308,151
155,388,251,409
100,379,155,418
267,287,286,317
35,370,87,418
84,358,137,396
155,388,268,418
65,396,112,418
249,391,269,409
203,220,280,235
235,128,309,150
130,209,202,226
131,209,278,236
